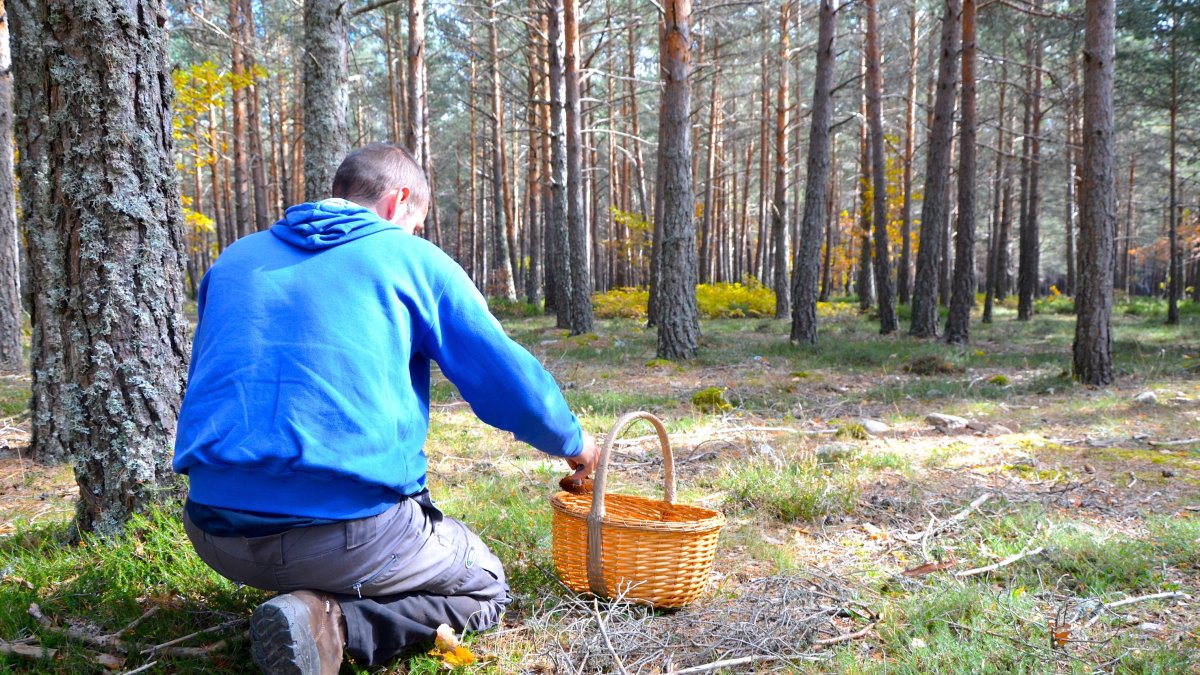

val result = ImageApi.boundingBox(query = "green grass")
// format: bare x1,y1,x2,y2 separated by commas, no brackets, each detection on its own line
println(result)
0,507,264,673
0,374,28,416
720,460,860,523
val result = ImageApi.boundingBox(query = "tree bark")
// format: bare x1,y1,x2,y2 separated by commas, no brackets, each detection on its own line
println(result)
0,0,21,371
12,0,66,461
983,41,1008,324
15,0,189,533
1167,7,1180,325
790,0,836,345
1073,0,1115,386
771,1,792,319
302,0,348,200
653,0,699,359
229,0,252,237
547,0,572,327
487,2,516,300
910,0,961,338
899,5,919,306
1017,10,1043,320
242,0,269,231
563,0,593,332
945,0,976,344
700,39,721,285
865,0,896,334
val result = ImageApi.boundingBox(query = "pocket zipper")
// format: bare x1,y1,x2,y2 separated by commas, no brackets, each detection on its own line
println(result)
351,553,397,598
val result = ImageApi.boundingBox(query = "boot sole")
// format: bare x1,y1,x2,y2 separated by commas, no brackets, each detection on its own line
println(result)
250,595,321,675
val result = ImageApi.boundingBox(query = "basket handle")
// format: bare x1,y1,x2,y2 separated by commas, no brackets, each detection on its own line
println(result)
585,411,675,597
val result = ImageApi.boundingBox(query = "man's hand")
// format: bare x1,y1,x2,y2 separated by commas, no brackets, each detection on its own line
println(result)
565,431,598,480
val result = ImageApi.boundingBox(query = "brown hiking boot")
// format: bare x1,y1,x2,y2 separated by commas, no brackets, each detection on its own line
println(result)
251,590,345,675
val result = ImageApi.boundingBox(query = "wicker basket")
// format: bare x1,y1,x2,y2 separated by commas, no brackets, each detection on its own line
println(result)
551,411,725,609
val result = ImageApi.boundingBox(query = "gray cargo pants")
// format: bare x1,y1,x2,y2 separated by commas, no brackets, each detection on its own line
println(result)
183,492,511,666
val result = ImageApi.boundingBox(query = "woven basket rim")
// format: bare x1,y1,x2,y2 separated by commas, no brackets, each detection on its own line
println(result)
551,490,726,533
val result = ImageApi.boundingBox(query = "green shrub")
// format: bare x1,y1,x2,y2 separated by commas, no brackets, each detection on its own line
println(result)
691,386,731,412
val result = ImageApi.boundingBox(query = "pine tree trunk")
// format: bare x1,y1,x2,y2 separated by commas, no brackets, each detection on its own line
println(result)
563,0,592,332
910,0,961,337
1167,13,1180,325
0,0,20,371
790,0,836,345
983,42,1007,324
945,0,976,344
229,0,252,237
771,1,792,319
899,5,919,306
15,0,189,533
302,0,348,200
653,0,699,359
1120,156,1135,294
1064,65,1078,297
12,0,67,462
243,0,270,231
700,42,720,285
1017,12,1043,321
856,49,874,313
1074,0,1115,386
865,0,896,334
488,2,516,300
547,0,572,328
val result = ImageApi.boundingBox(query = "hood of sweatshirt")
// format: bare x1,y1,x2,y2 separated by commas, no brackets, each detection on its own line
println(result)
270,198,401,250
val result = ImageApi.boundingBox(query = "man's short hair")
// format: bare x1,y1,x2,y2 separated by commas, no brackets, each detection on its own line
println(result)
332,143,430,211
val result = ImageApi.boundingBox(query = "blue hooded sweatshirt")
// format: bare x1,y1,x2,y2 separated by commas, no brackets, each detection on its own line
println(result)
173,199,582,520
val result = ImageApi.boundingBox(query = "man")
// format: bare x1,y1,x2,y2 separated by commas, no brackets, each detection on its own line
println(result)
173,143,597,674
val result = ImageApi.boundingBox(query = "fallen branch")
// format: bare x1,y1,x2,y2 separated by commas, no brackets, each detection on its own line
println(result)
955,546,1045,578
1146,438,1200,448
118,661,159,675
28,603,129,653
670,654,792,674
591,598,630,675
140,618,243,655
1104,591,1190,611
0,638,56,660
812,622,877,646
898,493,993,543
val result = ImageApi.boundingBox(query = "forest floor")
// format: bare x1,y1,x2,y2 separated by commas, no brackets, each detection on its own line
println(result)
0,301,1198,673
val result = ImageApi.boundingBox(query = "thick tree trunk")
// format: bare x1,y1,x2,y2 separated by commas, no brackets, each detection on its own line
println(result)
1074,0,1115,386
945,0,976,344
865,0,896,334
771,2,792,319
0,0,21,371
653,0,699,359
12,0,67,462
302,0,348,200
547,0,572,327
564,0,592,332
910,0,961,337
14,0,189,533
790,0,836,345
